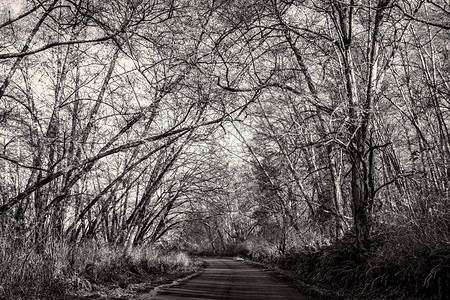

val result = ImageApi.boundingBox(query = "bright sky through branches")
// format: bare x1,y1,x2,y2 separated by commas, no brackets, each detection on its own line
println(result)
0,0,24,16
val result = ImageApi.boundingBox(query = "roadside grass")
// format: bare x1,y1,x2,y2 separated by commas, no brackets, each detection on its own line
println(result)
0,237,203,300
0,232,66,300
274,210,450,300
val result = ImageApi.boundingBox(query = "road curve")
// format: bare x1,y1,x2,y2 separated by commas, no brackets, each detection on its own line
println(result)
147,257,310,300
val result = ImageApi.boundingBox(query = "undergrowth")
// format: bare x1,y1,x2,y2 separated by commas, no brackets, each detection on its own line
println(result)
276,210,450,300
0,237,201,300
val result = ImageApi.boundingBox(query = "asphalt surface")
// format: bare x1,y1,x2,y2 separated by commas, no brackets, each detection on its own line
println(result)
148,257,310,300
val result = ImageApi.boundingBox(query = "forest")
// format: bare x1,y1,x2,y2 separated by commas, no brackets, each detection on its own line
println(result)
0,0,449,299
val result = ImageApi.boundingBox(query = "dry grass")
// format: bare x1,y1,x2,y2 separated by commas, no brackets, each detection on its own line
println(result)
0,233,67,300
275,208,450,300
0,237,201,300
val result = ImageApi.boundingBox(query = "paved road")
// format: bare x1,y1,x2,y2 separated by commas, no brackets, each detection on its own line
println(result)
148,257,310,300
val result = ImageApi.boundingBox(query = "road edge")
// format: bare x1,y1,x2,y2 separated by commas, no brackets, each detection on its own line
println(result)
134,268,205,299
242,259,347,300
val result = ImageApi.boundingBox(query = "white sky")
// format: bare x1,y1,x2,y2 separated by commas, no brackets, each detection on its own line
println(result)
1,0,25,17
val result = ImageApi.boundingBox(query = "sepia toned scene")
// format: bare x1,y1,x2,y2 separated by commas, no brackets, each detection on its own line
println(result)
0,1,449,299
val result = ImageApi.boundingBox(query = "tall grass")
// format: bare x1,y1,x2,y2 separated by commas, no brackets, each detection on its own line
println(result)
276,207,450,299
0,233,67,299
0,235,201,300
